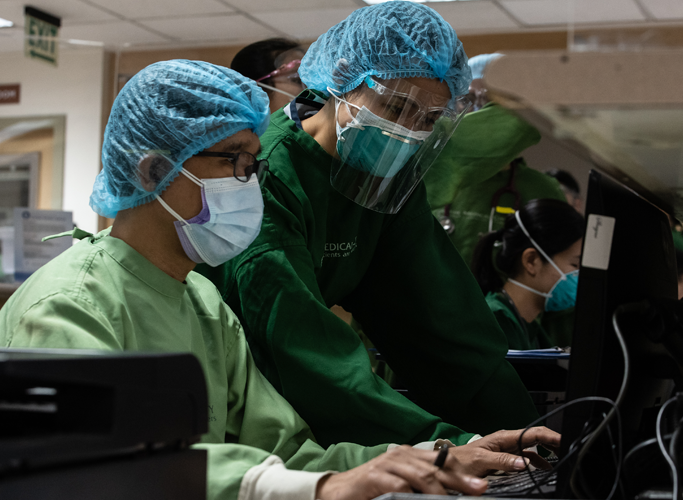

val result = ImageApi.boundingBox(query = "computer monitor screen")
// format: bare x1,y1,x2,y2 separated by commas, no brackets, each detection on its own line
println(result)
556,170,679,498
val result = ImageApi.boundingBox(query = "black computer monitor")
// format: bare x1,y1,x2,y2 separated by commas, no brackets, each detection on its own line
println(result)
556,170,679,498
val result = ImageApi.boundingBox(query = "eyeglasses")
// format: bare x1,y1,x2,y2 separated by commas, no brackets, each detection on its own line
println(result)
364,77,471,127
256,59,302,83
194,151,269,183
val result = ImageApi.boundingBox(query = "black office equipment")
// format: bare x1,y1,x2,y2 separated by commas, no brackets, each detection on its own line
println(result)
555,170,679,499
0,348,209,499
374,170,683,500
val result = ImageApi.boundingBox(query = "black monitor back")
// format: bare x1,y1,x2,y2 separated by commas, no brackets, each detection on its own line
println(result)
556,170,678,498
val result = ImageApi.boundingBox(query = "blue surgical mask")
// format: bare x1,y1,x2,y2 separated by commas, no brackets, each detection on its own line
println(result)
333,97,430,178
156,169,263,267
507,211,579,312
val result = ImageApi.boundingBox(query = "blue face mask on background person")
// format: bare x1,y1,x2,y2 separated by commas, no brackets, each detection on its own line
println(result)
156,169,263,267
333,96,430,178
507,211,579,312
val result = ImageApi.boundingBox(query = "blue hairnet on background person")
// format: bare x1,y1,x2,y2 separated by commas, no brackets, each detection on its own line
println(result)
90,59,270,219
468,53,503,80
196,0,546,455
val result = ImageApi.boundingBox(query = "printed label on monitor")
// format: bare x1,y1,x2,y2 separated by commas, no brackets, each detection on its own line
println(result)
582,214,616,270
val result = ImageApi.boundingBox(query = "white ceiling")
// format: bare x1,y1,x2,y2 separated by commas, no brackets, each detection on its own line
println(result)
0,0,682,52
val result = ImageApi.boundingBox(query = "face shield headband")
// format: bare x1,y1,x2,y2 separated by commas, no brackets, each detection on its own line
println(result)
328,76,471,214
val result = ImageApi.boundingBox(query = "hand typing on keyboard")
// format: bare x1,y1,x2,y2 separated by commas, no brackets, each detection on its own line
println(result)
448,426,561,478
315,445,488,500
314,427,560,500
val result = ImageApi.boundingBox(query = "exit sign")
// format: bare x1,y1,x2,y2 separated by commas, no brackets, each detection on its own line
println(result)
24,7,61,67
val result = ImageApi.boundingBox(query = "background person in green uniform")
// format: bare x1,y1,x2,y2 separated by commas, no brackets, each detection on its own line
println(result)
231,38,306,114
545,168,583,214
0,60,563,500
424,53,567,268
197,2,541,445
471,199,584,350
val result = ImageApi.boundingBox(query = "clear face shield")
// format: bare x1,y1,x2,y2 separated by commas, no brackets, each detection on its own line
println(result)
329,77,471,214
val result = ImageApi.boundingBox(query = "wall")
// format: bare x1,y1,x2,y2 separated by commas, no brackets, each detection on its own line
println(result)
0,48,106,232
0,127,55,209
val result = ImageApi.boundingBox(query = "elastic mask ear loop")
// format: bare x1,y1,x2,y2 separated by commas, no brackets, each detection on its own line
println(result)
508,277,551,298
155,168,203,225
156,195,187,225
257,81,297,100
514,210,566,281
328,87,362,134
180,168,204,187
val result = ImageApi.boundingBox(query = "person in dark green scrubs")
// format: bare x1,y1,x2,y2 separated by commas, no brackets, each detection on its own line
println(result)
424,54,566,268
471,199,584,350
197,2,541,446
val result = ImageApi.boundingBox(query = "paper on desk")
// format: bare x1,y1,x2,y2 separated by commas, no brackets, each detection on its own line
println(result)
506,347,570,358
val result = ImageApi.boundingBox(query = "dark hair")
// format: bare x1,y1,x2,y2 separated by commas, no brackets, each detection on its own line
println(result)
546,168,580,195
231,38,301,87
471,198,585,295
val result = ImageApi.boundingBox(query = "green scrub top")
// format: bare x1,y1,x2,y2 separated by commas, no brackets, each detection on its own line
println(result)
485,292,552,351
423,103,567,267
196,90,538,446
0,230,387,500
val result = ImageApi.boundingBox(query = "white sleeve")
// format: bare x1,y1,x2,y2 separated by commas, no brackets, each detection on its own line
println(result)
238,455,333,500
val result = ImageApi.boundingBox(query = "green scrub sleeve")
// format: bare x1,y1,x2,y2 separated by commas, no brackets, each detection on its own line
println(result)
4,292,387,500
230,244,475,448
424,103,542,210
4,292,122,350
339,204,539,435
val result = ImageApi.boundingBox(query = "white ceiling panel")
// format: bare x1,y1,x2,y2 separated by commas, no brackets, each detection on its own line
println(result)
251,7,357,40
140,14,276,43
427,1,519,33
640,0,683,19
60,21,169,46
225,0,358,13
85,0,234,20
0,28,24,52
499,0,646,25
0,0,117,26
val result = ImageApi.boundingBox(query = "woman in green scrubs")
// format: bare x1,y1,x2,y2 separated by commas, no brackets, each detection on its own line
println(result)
197,1,540,444
471,199,584,350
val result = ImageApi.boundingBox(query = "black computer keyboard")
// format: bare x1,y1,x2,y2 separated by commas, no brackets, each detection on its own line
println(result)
481,469,557,497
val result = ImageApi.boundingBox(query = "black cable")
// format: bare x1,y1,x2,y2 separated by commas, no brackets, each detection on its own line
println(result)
569,308,631,498
625,435,670,465
511,396,621,498
604,412,626,500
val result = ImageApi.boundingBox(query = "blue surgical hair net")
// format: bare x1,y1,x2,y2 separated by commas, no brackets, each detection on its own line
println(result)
468,53,503,80
298,1,471,100
90,59,270,219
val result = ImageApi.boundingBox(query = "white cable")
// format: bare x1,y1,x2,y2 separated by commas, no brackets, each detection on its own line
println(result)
657,397,679,500
569,308,631,498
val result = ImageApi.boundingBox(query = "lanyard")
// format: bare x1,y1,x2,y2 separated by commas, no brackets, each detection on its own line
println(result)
488,158,523,232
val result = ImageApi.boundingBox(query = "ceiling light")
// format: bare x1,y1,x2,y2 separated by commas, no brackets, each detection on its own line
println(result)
363,0,475,4
0,18,14,28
